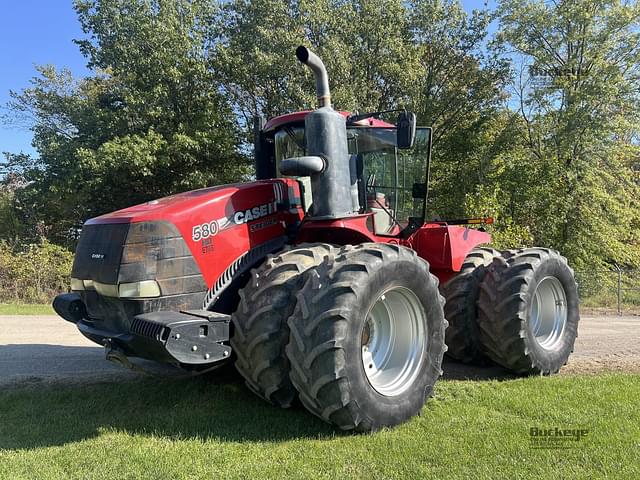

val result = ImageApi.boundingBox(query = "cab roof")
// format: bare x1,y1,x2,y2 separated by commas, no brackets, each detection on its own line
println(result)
262,110,395,132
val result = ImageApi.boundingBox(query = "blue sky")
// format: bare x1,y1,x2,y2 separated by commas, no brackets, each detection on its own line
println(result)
0,0,493,158
0,1,89,157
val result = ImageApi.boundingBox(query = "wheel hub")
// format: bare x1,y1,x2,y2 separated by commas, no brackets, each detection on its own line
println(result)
361,287,427,396
529,276,567,350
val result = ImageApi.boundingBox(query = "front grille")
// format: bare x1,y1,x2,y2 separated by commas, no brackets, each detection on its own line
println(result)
72,220,207,297
130,316,164,340
72,223,129,284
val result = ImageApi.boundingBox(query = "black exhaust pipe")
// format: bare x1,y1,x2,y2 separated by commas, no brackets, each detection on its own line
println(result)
296,46,331,108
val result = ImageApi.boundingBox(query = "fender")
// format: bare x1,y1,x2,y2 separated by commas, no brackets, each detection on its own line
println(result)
407,224,492,283
297,216,490,284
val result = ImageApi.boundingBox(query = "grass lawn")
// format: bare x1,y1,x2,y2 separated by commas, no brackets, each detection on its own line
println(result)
0,373,638,479
0,304,54,315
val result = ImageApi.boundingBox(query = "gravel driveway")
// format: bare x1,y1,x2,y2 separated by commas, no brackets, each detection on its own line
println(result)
1,314,638,385
560,314,640,374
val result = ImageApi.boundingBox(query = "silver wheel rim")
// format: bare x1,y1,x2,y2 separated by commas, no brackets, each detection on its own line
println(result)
361,287,426,397
529,276,567,350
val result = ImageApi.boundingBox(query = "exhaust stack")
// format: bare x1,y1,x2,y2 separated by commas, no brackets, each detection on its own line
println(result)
296,46,331,108
282,46,356,219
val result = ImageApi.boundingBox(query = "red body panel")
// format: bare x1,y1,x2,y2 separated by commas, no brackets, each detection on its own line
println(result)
87,179,304,288
407,224,491,283
88,176,488,290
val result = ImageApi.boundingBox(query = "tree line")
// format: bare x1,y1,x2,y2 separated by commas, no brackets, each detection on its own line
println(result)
1,0,639,277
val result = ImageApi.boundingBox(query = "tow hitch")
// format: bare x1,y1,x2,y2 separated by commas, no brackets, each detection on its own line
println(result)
104,342,135,369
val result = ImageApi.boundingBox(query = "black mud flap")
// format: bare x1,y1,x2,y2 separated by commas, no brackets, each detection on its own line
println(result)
129,310,231,366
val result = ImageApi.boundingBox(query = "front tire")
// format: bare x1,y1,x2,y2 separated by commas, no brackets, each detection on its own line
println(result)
286,243,446,431
477,248,579,374
231,244,333,407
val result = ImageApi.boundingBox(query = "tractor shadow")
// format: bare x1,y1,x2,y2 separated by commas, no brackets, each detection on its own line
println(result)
441,357,517,381
0,345,337,451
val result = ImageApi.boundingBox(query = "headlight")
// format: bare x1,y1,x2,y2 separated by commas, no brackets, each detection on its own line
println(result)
93,281,119,297
118,280,161,298
71,279,161,298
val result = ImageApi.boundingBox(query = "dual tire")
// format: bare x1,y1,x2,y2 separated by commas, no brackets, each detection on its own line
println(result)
442,247,579,374
477,248,579,374
230,244,333,407
232,243,446,431
287,244,446,431
442,247,500,364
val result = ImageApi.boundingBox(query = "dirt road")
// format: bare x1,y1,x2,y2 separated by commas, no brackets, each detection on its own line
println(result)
0,314,638,385
560,314,640,374
0,315,179,385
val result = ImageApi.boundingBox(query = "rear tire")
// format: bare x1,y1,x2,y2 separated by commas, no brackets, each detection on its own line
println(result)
286,243,446,431
477,248,579,374
231,244,333,407
442,247,500,364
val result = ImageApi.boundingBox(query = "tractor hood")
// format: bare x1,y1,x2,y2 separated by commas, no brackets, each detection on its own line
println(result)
72,179,304,304
87,181,270,226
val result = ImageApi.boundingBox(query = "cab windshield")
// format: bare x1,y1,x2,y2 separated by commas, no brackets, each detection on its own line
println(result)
274,126,430,230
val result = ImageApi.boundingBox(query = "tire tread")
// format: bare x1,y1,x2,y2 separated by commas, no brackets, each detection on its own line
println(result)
230,243,333,407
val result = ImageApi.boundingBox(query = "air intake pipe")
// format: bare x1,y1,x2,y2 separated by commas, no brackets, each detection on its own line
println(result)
291,46,356,219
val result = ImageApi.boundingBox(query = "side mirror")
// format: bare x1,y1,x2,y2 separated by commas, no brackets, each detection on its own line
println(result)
396,111,416,149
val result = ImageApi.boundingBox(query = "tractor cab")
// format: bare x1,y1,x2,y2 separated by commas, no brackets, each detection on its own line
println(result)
255,111,432,236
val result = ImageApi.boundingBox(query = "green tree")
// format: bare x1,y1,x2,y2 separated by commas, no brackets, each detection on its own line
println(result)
214,0,415,125
495,0,640,269
0,239,74,303
216,0,512,223
406,0,512,219
0,184,23,244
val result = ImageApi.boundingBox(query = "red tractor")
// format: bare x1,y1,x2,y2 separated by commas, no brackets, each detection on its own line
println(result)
54,47,580,431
